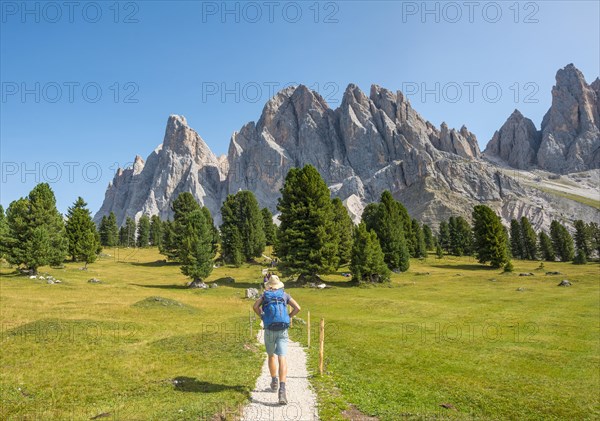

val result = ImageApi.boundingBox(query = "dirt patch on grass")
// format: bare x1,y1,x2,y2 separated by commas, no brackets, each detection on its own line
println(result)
342,404,379,420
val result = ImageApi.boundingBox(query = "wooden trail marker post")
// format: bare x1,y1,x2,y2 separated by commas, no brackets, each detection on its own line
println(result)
307,310,311,348
319,318,325,375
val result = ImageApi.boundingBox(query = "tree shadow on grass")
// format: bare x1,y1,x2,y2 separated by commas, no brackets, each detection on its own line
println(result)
130,283,189,290
172,376,248,395
130,260,180,268
431,264,496,271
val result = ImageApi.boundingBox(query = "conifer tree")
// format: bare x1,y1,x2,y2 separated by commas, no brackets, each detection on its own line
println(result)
149,215,163,247
411,219,427,258
573,220,591,259
0,205,8,259
179,209,215,287
550,220,574,262
438,221,450,253
5,183,67,273
332,198,354,267
422,224,434,250
65,197,101,263
124,217,137,247
350,223,390,283
261,208,277,246
160,192,201,260
538,231,555,261
220,191,265,264
472,205,508,268
520,217,538,260
275,165,338,281
106,212,118,247
137,215,150,247
510,219,524,259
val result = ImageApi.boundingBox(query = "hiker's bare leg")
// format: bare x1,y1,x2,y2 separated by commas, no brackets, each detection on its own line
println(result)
268,354,277,378
278,356,287,383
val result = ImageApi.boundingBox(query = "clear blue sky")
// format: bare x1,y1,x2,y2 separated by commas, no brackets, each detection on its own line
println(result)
1,0,599,214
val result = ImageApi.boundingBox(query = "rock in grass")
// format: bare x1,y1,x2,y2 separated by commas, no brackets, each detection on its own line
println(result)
188,280,208,289
519,273,534,276
46,279,54,284
209,283,218,288
558,279,572,287
88,278,102,283
245,288,259,298
516,287,525,291
546,271,562,275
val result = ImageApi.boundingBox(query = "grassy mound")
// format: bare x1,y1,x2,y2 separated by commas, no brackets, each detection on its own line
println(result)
132,296,197,312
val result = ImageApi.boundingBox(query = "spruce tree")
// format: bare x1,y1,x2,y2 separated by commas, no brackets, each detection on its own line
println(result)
0,205,8,259
65,197,101,263
449,216,472,256
472,205,508,268
361,203,379,233
520,217,538,260
124,217,137,247
573,249,587,265
550,220,574,262
160,193,201,260
220,194,243,266
438,221,450,253
538,231,555,261
5,183,67,273
137,215,150,247
99,216,109,247
179,209,215,286
275,165,338,281
149,215,163,247
510,219,524,259
435,241,444,259
422,224,434,250
201,207,220,254
589,222,600,259
365,191,410,272
350,223,390,283
106,212,119,247
573,220,591,259
411,219,427,258
261,208,277,246
332,198,354,267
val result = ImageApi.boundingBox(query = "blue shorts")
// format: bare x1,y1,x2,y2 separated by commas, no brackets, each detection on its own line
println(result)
264,328,288,356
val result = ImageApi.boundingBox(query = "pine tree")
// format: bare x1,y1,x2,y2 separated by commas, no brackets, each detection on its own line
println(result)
99,216,109,246
472,205,509,268
449,216,472,256
435,241,444,259
510,219,524,259
573,220,591,259
261,208,277,246
275,165,338,281
149,215,163,247
136,215,150,247
438,221,450,253
5,183,67,273
124,217,137,247
179,209,215,286
220,191,265,264
65,197,101,264
201,207,220,254
332,198,354,267
0,205,9,259
411,219,427,258
589,222,600,259
160,192,201,260
573,249,587,265
106,212,119,247
520,217,538,260
422,224,434,250
350,223,390,283
550,220,574,262
361,203,379,233
364,191,410,272
538,231,555,261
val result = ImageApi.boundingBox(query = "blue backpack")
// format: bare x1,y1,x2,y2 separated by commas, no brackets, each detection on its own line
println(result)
262,289,290,331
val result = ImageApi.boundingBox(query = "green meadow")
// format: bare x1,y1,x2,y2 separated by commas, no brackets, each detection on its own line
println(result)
1,248,598,420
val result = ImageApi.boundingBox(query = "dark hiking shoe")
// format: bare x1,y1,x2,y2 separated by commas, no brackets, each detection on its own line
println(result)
278,387,288,405
270,377,278,392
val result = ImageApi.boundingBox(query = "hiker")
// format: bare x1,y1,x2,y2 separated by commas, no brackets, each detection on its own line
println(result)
252,275,301,405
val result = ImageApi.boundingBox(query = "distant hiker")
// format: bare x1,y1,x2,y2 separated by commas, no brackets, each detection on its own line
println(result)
252,275,301,405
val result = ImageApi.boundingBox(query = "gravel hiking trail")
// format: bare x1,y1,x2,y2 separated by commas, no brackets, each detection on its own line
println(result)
242,326,319,421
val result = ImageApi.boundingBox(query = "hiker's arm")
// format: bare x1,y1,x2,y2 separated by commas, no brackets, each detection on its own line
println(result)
252,297,264,317
288,297,301,318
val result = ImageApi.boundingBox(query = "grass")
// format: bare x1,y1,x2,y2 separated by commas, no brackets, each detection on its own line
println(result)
0,248,266,420
1,249,599,420
288,256,600,420
532,185,600,210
